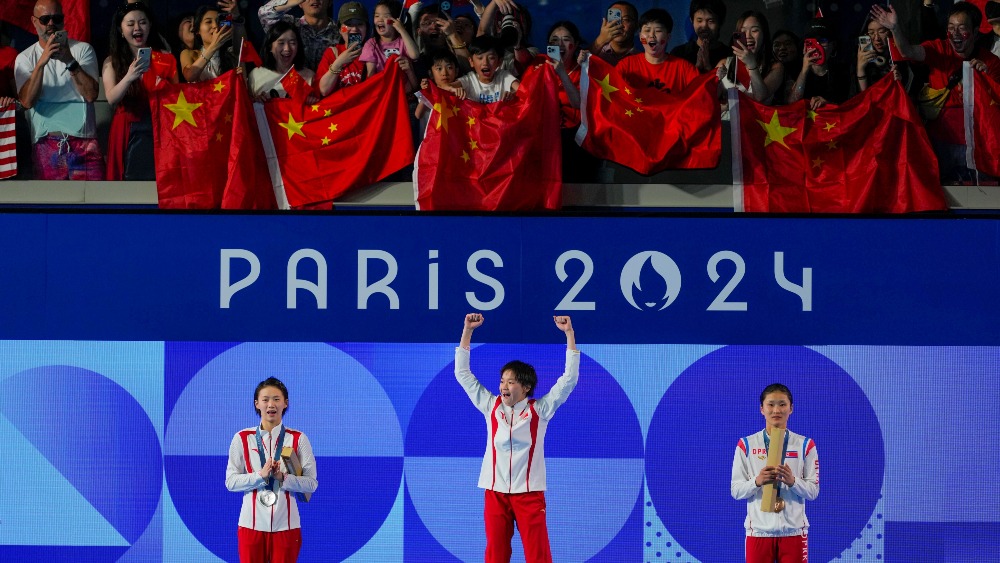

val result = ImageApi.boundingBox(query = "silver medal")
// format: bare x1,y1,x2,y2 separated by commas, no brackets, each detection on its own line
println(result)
258,489,277,507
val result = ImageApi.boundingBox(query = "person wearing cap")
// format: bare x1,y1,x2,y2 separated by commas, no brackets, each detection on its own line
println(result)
982,0,1000,57
871,2,1000,182
787,15,852,109
14,0,103,180
259,0,338,71
316,1,368,95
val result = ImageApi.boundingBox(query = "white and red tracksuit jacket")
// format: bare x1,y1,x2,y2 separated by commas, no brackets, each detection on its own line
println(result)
731,429,819,537
455,346,580,494
226,424,318,531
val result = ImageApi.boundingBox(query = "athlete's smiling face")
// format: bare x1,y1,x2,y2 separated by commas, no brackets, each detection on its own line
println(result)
256,386,288,426
760,392,793,430
500,370,530,407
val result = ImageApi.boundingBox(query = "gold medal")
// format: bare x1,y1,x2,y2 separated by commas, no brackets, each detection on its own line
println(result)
773,497,785,513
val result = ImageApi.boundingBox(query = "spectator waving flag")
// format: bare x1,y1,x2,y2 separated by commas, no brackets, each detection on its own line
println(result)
259,57,414,208
964,63,1000,178
150,70,276,209
575,54,721,174
0,103,15,180
413,63,563,211
731,74,947,213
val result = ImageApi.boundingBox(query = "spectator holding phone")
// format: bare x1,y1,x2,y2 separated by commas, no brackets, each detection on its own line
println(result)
671,0,732,73
543,21,599,183
316,2,368,96
249,21,315,103
593,1,639,66
871,2,1000,183
181,4,239,83
15,0,102,180
102,1,178,181
787,15,852,109
854,16,912,96
716,10,783,106
259,0,338,71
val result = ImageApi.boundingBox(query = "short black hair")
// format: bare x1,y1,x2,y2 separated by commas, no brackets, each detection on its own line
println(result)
760,383,793,406
430,48,459,67
639,8,673,32
689,0,726,26
949,1,983,30
469,34,500,57
501,360,537,397
254,377,289,416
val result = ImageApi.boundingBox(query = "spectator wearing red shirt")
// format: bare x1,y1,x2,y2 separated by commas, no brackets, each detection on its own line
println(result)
872,2,1000,182
616,8,699,95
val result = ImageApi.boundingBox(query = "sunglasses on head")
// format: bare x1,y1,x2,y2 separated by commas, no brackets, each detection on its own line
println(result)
35,14,65,26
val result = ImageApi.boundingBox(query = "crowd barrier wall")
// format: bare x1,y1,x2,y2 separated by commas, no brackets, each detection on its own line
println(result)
1,212,998,562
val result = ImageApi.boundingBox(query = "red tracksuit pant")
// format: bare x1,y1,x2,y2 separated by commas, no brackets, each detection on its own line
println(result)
484,489,552,563
746,535,808,562
238,527,302,563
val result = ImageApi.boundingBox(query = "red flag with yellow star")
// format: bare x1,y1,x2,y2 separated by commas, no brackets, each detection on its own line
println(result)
261,57,414,207
966,67,1000,177
413,63,562,211
150,70,276,209
575,54,721,174
732,74,946,213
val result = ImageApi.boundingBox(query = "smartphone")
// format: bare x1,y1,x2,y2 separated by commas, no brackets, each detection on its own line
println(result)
52,30,68,46
607,8,622,23
731,31,747,47
546,45,561,61
803,38,826,65
348,33,363,48
137,47,151,66
219,14,233,28
858,35,873,52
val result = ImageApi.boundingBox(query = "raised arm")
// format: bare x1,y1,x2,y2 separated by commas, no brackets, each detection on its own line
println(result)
871,5,925,62
459,312,484,349
456,313,496,414
554,315,576,350
259,0,302,30
534,315,580,419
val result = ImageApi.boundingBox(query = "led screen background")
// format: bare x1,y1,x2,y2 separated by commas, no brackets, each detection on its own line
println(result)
1,213,999,561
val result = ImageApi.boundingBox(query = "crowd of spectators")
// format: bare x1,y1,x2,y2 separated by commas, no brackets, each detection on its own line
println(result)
2,0,999,188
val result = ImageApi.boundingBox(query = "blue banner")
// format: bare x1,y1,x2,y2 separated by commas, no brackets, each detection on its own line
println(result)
1,213,998,344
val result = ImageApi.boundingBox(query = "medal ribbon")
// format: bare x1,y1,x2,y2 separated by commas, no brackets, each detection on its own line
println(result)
763,429,790,498
256,425,286,491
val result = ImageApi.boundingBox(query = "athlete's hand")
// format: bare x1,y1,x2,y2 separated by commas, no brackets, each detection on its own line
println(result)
258,459,275,479
553,315,573,332
464,313,484,330
774,464,796,486
755,465,777,486
273,465,286,482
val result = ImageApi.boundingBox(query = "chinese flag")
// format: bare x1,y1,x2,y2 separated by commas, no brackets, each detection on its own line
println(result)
575,54,721,174
150,70,276,209
261,59,414,208
966,67,1000,177
413,63,563,211
239,38,263,67
733,74,946,213
0,0,89,42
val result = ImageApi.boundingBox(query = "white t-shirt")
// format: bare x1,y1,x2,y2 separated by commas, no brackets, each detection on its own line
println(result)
14,40,98,140
457,68,518,104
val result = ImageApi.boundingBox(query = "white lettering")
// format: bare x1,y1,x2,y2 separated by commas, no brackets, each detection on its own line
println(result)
358,250,400,309
466,250,505,310
707,251,748,311
287,249,328,309
774,252,812,311
554,250,596,310
220,249,260,309
428,249,439,310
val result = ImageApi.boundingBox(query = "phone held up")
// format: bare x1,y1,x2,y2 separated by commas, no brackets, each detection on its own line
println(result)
731,31,747,47
348,33,363,48
607,7,622,23
803,37,826,65
546,45,561,61
51,30,68,46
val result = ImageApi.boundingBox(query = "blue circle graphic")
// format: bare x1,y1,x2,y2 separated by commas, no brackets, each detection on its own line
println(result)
405,344,644,562
0,366,162,560
164,342,403,562
645,346,885,562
